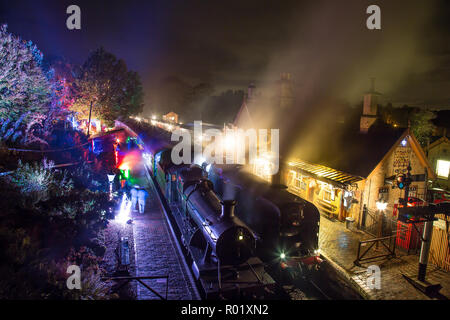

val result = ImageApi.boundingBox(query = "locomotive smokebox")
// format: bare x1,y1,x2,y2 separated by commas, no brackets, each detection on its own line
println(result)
220,200,236,219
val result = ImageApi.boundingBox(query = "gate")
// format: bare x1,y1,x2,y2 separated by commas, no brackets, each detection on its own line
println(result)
361,206,397,238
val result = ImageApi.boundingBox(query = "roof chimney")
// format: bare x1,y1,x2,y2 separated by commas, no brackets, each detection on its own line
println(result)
271,162,288,189
360,78,381,133
247,82,256,103
278,72,294,109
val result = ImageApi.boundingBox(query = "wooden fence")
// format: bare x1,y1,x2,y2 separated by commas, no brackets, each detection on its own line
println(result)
429,214,450,271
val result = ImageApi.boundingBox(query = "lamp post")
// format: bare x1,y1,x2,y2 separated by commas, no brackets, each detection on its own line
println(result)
375,200,387,249
107,173,116,200
87,101,93,137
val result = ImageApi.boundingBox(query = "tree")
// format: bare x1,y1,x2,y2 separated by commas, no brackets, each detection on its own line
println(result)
71,48,144,127
44,56,77,123
410,109,436,146
0,25,52,123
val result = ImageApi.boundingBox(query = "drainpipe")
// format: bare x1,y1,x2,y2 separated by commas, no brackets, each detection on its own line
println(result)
339,189,345,221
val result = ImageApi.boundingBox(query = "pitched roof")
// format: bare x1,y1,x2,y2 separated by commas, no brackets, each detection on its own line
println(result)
287,159,364,188
289,124,436,181
293,121,405,177
427,135,450,150
366,128,436,180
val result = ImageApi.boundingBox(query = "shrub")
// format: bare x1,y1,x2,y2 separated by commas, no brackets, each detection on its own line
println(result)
8,158,73,207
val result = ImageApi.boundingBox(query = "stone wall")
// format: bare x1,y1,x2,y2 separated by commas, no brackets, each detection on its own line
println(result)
360,136,428,221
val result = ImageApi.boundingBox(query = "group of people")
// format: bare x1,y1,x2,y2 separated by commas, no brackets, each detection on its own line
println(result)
130,185,148,214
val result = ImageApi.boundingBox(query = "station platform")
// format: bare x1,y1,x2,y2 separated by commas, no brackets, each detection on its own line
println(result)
129,161,200,300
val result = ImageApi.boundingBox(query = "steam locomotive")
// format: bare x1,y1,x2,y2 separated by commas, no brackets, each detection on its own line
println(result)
117,119,321,297
205,164,322,279
118,121,278,298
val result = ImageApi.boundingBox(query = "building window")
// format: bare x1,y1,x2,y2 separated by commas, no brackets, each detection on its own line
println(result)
409,185,417,198
378,187,389,202
296,176,307,190
436,159,450,179
323,186,334,202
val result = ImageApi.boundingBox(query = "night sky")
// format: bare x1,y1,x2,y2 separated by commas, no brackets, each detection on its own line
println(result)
1,0,450,115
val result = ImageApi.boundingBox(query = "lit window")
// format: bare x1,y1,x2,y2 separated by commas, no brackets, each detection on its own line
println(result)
436,160,450,179
323,188,332,202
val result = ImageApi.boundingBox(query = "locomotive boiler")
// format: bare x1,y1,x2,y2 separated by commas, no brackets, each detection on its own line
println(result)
183,178,255,266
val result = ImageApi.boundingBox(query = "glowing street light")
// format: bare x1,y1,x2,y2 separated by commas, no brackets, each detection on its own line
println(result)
376,201,388,211
107,173,116,200
116,193,132,225
375,200,388,249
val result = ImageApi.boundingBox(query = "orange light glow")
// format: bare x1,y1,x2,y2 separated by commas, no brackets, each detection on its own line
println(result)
117,150,142,171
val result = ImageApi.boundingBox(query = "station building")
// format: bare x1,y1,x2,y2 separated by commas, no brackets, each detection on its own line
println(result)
280,83,436,228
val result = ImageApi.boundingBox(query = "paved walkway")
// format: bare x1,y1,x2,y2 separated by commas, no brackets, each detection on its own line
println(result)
319,215,450,300
130,162,199,300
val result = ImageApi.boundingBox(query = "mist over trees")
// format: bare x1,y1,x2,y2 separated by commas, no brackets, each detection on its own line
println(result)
150,76,243,123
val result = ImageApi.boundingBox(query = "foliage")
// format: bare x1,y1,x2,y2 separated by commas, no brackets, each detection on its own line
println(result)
379,104,437,146
71,47,143,125
0,160,115,299
0,24,52,123
409,109,437,146
0,112,53,147
8,159,73,207
42,57,77,130
151,76,216,122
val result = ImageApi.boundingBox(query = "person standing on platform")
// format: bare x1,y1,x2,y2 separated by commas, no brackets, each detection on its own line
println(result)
137,188,149,214
130,186,139,212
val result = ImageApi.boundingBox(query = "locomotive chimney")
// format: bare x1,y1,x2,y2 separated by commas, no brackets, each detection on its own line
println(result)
271,162,287,189
220,200,236,219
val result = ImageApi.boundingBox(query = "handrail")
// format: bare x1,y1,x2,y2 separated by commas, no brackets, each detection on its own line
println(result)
102,275,169,300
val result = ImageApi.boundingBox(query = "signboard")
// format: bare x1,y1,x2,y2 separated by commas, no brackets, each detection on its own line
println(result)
392,146,411,174
433,219,447,230
379,187,389,194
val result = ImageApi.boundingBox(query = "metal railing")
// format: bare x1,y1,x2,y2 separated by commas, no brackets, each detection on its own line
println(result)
361,207,397,237
354,235,396,267
102,275,169,300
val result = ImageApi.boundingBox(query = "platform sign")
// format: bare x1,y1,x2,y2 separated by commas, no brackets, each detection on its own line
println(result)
433,218,446,230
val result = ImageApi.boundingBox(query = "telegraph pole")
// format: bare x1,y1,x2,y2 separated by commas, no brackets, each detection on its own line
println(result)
87,100,93,137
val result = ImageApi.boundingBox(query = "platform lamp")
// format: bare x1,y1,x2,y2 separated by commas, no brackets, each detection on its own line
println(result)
107,173,116,200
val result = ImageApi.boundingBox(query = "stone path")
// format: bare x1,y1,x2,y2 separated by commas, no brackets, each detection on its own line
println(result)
131,162,199,300
319,215,450,300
